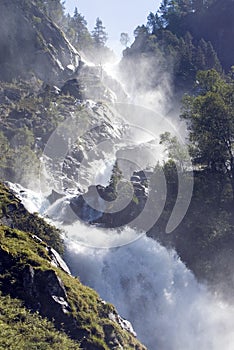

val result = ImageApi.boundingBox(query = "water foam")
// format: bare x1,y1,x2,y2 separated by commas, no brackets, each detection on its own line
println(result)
64,225,234,350
8,183,234,350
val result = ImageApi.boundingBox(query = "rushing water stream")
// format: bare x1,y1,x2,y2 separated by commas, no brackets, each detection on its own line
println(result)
7,60,234,350
8,182,234,350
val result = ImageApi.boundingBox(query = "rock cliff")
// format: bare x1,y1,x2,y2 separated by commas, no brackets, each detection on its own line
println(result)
0,0,80,84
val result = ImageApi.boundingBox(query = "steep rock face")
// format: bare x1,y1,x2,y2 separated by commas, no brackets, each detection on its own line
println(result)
73,64,128,102
0,0,80,84
43,101,127,193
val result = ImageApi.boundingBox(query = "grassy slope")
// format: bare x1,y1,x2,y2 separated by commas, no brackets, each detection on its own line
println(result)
0,182,64,254
0,293,81,350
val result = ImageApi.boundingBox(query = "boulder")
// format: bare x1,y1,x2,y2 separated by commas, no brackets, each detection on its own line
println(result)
47,190,65,205
70,178,148,228
61,78,84,99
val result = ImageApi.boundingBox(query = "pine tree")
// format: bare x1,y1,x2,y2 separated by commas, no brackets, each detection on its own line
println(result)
206,41,222,71
181,69,234,198
92,18,108,48
67,7,92,51
184,32,195,63
147,12,158,34
195,39,207,69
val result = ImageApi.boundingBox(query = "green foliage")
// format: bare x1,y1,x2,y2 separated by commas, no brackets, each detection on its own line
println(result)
157,0,216,29
121,0,224,92
65,7,93,52
148,160,234,291
181,69,234,197
154,0,234,71
0,131,11,172
160,131,190,170
63,8,114,63
147,72,234,291
0,293,81,350
122,24,221,93
32,14,42,23
147,12,162,33
109,161,123,190
0,80,89,185
11,126,35,148
92,17,108,48
34,0,65,26
0,183,64,254
10,146,40,186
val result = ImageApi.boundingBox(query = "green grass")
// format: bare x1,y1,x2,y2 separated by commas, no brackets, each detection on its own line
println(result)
0,225,146,349
0,293,81,350
0,182,64,254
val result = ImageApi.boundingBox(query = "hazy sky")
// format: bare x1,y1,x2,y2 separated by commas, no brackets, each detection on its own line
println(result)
64,0,161,54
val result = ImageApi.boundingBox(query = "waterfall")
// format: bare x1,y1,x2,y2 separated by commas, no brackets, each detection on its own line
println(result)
7,60,234,350
8,180,234,350
64,225,234,350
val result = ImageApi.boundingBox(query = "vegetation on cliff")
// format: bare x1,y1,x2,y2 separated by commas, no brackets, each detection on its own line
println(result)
0,182,64,253
112,0,234,295
0,184,146,350
147,69,234,294
120,0,234,93
0,293,81,350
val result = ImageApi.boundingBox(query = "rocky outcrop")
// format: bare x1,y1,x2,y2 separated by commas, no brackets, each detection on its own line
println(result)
47,190,65,205
0,0,80,84
21,265,70,314
71,64,128,102
0,182,64,254
70,171,149,228
43,101,126,193
61,78,84,100
0,245,83,340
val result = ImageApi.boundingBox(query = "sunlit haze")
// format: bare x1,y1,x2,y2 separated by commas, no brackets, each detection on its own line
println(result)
65,0,161,55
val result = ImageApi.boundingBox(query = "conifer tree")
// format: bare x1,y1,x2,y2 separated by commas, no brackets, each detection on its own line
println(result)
92,18,108,48
67,7,92,50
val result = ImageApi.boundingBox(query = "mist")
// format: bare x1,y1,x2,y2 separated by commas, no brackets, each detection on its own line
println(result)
64,223,234,350
8,180,234,350
2,1,234,350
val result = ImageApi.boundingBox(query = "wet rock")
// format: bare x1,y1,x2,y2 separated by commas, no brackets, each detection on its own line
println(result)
70,178,148,228
47,190,65,205
61,78,84,99
21,265,70,314
48,247,71,274
4,88,21,101
109,312,137,337
0,0,80,84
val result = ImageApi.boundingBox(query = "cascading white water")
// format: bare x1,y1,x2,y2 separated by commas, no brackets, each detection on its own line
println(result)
64,225,234,350
8,181,234,350
7,60,234,349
